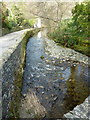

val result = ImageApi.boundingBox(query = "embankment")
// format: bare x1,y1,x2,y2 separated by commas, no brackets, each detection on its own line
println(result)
0,28,39,118
64,96,90,119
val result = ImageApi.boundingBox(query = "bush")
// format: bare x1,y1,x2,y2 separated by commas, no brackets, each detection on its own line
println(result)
48,1,90,56
2,3,35,33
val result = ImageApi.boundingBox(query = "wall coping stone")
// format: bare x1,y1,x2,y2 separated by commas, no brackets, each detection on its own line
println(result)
0,29,31,68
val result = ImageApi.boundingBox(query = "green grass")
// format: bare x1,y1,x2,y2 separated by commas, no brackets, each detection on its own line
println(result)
48,32,90,57
74,44,90,57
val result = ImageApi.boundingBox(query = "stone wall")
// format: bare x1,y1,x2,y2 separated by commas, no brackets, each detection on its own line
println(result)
0,29,39,118
45,37,89,66
64,96,90,119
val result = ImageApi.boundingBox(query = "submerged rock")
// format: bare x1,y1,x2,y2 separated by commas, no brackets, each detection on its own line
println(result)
42,92,45,94
19,91,47,118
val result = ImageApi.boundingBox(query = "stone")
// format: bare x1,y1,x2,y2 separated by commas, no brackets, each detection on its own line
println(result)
28,77,30,80
42,92,45,94
45,38,89,66
73,64,76,67
19,92,47,118
53,96,58,101
64,96,90,119
60,67,64,70
22,94,27,98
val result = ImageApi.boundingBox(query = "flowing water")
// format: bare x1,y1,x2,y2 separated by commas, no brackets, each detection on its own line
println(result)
20,31,90,118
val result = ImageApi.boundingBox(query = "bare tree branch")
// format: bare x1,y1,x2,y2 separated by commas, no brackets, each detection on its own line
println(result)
30,12,58,23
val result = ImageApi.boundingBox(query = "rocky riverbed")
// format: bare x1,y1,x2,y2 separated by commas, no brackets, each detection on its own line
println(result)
45,36,90,119
45,37,89,66
19,31,90,119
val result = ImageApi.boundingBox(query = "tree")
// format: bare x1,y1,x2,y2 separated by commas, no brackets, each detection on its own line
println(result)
1,2,14,29
11,5,24,26
22,2,75,30
72,1,90,38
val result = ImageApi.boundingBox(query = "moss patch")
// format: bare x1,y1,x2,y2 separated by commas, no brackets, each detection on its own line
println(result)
40,56,44,59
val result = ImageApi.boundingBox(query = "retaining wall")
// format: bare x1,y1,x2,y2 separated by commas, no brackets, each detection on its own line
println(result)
64,96,90,119
0,29,39,118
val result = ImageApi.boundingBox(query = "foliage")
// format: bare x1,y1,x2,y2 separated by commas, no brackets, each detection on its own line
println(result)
48,19,77,47
1,2,35,32
2,3,13,29
72,1,90,39
11,5,24,26
23,19,35,27
48,1,90,56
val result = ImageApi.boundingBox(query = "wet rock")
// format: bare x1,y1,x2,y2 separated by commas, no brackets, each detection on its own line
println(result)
31,74,34,77
66,59,69,61
53,96,58,101
46,64,50,67
27,63,30,66
69,79,72,82
22,94,27,98
51,94,54,97
73,64,76,67
53,79,59,83
46,67,52,71
35,86,44,89
46,88,50,91
60,77,65,80
42,92,45,94
62,59,66,62
60,67,64,71
19,91,47,118
28,77,31,80
3,94,7,99
27,81,32,86
45,59,51,63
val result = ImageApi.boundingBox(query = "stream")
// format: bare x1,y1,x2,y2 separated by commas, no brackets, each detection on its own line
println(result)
20,31,90,118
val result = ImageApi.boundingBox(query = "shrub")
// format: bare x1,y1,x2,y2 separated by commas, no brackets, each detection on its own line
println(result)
48,1,90,56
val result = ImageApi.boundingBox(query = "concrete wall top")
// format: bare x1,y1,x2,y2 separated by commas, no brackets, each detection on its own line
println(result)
0,29,31,68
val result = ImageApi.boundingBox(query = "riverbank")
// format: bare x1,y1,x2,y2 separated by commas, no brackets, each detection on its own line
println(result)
45,37,89,66
64,95,90,119
45,36,90,119
0,28,39,118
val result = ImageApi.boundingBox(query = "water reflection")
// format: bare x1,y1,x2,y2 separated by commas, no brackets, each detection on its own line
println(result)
38,31,42,38
64,66,89,110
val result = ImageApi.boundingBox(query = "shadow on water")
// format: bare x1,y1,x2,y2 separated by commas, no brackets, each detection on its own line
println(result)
20,31,90,118
64,66,89,109
48,65,90,118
